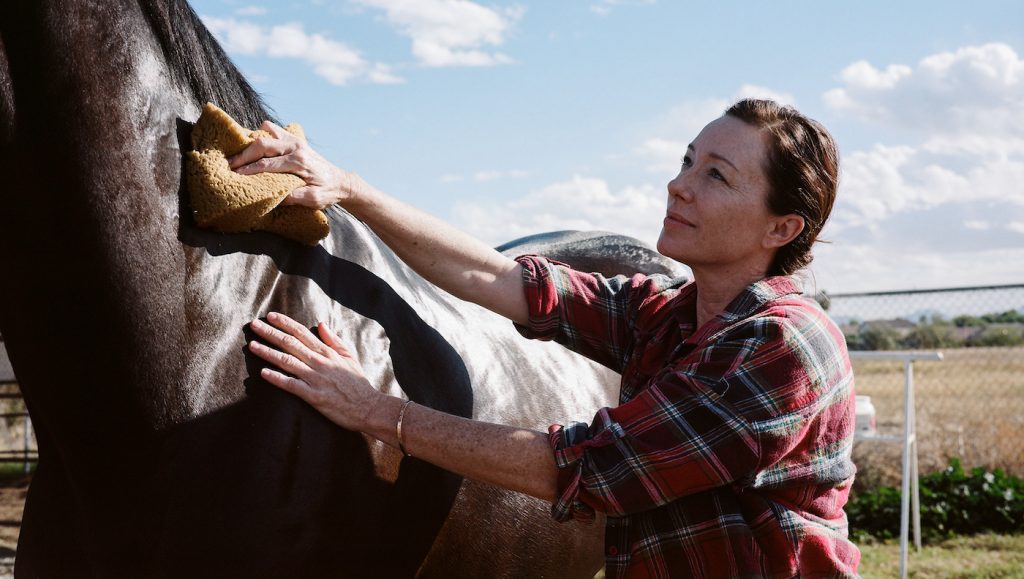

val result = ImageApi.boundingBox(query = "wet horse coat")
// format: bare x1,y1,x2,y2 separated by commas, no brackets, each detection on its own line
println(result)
0,1,685,577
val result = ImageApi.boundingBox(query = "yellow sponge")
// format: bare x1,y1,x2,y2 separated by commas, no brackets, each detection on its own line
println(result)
185,102,330,245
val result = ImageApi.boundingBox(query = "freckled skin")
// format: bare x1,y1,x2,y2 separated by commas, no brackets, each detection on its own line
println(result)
659,115,805,328
658,116,776,270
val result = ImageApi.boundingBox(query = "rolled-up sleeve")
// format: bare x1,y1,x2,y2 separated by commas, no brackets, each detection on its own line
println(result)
514,254,649,373
547,376,759,522
546,327,822,522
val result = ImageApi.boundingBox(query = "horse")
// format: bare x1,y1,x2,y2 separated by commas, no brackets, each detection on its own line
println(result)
0,1,686,577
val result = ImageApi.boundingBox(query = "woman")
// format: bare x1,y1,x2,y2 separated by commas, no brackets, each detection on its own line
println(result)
236,99,860,577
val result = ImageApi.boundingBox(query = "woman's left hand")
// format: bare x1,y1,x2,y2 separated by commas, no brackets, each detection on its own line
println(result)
248,312,383,432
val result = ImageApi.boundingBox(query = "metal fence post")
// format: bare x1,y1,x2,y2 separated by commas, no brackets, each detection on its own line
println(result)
849,350,941,579
24,414,32,475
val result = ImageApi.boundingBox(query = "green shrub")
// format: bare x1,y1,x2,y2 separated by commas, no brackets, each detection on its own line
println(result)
855,326,902,351
967,325,1024,347
847,458,1024,543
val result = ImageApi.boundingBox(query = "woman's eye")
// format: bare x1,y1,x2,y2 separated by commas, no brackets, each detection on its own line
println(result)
680,155,692,168
709,168,726,182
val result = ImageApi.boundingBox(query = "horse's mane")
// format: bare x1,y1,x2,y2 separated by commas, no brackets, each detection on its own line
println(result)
138,0,272,128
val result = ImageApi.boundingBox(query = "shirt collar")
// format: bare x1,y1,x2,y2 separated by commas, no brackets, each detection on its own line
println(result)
716,276,804,324
675,275,804,343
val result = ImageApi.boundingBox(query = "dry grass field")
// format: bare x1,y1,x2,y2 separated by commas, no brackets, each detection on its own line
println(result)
850,346,1024,490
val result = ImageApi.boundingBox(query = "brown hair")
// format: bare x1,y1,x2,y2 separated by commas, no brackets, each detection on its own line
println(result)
725,99,839,276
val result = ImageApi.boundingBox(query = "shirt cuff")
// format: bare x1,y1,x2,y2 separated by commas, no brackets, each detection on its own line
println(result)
547,410,623,523
512,254,564,341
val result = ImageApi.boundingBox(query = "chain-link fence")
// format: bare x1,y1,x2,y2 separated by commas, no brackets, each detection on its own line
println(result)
824,283,1024,489
2,282,1022,487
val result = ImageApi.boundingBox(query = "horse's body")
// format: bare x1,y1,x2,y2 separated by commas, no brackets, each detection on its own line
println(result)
0,2,684,577
497,231,687,279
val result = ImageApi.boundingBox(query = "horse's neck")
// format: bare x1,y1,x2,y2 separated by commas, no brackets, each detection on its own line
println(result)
0,1,284,428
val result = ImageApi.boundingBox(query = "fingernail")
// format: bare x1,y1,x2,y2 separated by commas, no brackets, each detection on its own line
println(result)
268,312,279,321
251,319,263,328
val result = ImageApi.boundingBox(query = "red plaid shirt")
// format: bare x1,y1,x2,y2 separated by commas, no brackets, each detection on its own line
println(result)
515,255,860,578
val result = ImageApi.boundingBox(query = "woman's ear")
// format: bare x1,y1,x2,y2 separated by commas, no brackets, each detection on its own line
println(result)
763,214,805,249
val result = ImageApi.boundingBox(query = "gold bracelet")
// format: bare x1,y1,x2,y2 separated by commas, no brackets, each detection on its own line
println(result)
396,399,413,457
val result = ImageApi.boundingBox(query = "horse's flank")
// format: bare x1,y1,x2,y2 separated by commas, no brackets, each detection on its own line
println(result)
0,1,618,577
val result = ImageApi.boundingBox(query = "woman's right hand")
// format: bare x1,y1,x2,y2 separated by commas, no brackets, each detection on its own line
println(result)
227,120,364,210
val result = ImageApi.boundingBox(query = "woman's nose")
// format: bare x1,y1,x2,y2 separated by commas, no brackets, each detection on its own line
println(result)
667,172,693,202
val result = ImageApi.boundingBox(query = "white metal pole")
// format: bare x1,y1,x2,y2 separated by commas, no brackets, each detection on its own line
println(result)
898,359,913,579
912,433,921,551
910,362,922,552
847,350,941,576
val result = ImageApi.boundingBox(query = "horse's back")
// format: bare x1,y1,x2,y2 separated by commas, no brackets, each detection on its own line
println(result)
498,230,689,279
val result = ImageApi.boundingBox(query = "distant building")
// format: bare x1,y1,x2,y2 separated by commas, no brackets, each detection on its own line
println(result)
859,318,918,339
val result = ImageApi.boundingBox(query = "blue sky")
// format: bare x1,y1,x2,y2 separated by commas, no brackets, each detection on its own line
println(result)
192,0,1024,294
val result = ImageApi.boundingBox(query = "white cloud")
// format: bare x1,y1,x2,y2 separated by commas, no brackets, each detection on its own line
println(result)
810,242,1024,294
824,44,1024,230
452,176,665,247
201,17,403,85
732,84,797,108
353,0,523,67
1008,221,1024,234
236,5,268,16
824,42,1024,135
590,0,656,17
818,42,1024,293
832,143,1024,232
838,61,912,90
635,137,687,174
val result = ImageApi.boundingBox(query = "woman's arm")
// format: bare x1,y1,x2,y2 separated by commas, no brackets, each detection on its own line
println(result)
228,122,528,325
247,312,558,502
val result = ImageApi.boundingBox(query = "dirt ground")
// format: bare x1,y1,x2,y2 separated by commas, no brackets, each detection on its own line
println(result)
0,479,27,578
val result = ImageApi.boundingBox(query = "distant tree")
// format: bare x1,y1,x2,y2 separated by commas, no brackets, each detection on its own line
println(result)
981,310,1024,325
953,315,986,328
902,322,963,349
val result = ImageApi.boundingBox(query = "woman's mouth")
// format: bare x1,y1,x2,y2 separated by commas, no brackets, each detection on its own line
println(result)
664,213,695,228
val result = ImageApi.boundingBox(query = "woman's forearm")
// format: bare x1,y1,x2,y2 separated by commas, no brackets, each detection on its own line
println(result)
367,394,559,503
344,176,529,325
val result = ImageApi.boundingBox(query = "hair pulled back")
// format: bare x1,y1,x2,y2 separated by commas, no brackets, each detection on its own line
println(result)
725,99,839,276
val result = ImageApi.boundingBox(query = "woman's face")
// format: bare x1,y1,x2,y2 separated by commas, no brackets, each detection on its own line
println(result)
657,115,790,276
